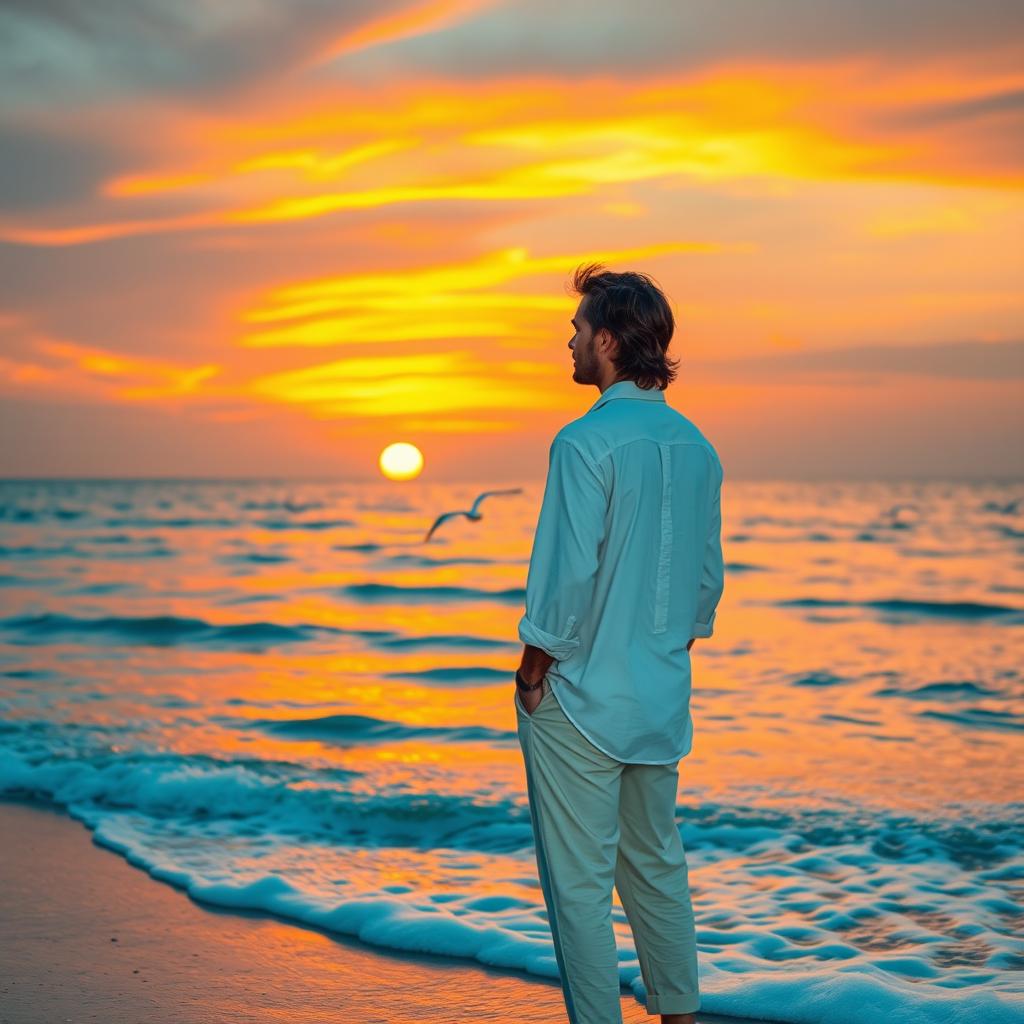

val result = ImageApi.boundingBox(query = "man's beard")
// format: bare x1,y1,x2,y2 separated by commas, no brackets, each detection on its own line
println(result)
573,348,598,383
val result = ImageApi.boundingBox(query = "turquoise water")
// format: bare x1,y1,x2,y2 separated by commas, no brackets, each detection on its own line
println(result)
1,478,1022,1023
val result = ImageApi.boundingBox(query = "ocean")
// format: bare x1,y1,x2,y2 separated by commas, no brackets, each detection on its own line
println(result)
1,477,1021,1023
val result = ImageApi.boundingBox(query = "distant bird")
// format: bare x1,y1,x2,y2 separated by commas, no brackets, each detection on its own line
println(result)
424,489,523,542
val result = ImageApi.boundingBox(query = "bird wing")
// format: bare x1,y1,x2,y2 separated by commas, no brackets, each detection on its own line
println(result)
424,509,469,541
469,488,523,515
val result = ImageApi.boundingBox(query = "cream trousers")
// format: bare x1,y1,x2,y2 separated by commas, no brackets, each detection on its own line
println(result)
515,677,701,1023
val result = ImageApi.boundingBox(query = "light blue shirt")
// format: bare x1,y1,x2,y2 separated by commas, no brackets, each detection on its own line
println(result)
518,378,725,764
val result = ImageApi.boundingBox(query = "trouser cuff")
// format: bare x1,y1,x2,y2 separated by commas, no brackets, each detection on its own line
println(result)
644,990,701,1014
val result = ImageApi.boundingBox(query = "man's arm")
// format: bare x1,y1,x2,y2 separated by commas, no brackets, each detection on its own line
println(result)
517,437,607,681
517,644,556,685
693,459,724,641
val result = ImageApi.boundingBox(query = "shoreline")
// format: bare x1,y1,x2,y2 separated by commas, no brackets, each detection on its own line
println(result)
0,799,770,1024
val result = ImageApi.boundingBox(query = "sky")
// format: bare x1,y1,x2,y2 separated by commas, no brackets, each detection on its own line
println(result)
1,0,1022,481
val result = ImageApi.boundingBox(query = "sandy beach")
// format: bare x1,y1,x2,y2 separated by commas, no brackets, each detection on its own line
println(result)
0,800,768,1024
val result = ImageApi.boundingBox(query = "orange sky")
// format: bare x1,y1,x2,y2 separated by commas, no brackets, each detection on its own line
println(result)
0,0,1021,479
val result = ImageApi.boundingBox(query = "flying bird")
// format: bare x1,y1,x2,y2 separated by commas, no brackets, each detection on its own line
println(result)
424,489,523,542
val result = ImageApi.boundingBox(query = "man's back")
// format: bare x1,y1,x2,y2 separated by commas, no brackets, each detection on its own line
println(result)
518,378,725,764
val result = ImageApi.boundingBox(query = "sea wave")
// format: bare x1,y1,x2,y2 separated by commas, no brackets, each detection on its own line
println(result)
1,742,1018,868
0,612,348,648
776,598,1024,622
342,583,526,603
251,712,515,745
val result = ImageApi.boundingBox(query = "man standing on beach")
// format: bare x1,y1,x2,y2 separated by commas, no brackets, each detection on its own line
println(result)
514,263,725,1024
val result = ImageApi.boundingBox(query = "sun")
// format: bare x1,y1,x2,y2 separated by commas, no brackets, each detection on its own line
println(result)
379,442,424,481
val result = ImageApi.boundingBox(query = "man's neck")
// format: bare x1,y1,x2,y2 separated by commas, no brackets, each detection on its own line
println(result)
597,372,629,394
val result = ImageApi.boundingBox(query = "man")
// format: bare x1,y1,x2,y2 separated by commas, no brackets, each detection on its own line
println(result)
514,263,725,1024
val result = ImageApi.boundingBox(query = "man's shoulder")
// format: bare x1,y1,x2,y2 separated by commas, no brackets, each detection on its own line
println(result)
670,411,721,462
552,416,590,447
550,419,601,468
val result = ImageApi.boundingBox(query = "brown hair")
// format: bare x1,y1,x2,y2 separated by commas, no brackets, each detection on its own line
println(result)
570,262,678,390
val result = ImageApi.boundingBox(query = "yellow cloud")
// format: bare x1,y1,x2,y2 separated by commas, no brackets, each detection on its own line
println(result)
241,241,728,349
250,350,565,419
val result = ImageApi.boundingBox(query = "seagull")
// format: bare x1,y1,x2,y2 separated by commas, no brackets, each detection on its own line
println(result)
424,488,523,542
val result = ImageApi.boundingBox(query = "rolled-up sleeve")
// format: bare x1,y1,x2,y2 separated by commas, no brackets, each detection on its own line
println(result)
518,437,607,660
693,459,724,638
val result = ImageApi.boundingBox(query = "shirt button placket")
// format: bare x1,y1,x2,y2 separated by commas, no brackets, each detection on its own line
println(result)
653,443,672,634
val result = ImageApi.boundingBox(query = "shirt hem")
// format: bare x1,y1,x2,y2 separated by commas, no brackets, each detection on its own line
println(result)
547,681,692,766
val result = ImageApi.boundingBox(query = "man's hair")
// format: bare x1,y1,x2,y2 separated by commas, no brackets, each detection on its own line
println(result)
570,263,679,390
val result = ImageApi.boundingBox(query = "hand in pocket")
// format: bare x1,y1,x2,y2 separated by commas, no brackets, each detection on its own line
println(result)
516,678,546,716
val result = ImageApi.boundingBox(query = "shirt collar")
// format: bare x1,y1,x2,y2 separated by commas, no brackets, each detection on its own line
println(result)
588,378,667,414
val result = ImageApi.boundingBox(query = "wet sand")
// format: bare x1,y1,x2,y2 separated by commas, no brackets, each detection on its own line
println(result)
0,800,771,1024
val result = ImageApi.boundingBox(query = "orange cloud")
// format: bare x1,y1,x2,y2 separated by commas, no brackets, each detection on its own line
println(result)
307,0,506,65
5,338,222,404
5,63,1021,249
0,356,55,386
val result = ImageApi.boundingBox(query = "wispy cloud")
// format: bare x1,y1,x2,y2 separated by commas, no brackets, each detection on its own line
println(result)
306,0,506,66
239,242,727,349
249,349,562,420
1,335,220,403
4,61,1022,248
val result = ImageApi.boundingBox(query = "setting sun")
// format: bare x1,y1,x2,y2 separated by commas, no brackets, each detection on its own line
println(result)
378,441,424,480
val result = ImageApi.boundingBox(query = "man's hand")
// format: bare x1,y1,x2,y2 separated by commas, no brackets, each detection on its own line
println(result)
516,643,555,716
516,675,546,716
